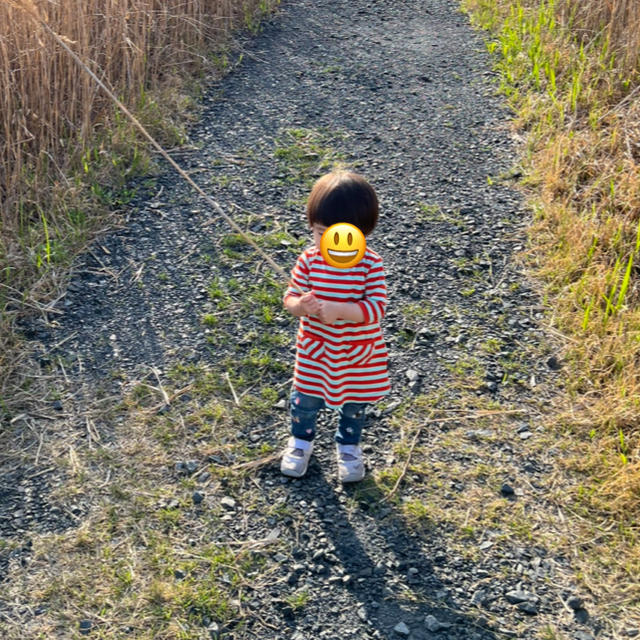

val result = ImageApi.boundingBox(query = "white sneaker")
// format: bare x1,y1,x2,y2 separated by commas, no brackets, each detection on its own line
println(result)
281,437,314,478
337,444,365,483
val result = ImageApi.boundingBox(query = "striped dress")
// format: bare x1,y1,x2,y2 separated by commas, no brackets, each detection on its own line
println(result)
284,246,390,410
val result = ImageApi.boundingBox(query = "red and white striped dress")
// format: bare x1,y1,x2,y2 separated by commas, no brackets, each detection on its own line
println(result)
284,246,390,409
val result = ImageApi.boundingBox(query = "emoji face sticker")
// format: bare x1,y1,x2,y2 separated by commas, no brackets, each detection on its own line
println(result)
320,223,366,268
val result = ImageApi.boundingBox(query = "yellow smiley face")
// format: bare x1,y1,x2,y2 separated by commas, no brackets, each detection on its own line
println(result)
320,223,366,269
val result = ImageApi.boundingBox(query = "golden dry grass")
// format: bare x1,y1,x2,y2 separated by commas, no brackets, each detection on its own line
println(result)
462,0,640,617
0,0,279,418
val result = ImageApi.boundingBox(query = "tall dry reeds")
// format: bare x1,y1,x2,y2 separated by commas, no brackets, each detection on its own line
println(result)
463,0,640,609
0,0,277,414
558,0,640,74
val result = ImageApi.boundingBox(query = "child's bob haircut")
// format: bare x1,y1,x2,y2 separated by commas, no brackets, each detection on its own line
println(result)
307,171,379,236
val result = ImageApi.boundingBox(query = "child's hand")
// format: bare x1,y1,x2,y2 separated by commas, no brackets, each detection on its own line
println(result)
317,301,341,325
299,292,321,316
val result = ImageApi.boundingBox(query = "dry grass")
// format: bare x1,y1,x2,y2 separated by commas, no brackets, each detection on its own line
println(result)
461,0,640,617
0,0,279,420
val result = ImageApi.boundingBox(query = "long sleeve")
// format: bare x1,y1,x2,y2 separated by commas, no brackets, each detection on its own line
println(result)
356,257,387,324
283,250,312,302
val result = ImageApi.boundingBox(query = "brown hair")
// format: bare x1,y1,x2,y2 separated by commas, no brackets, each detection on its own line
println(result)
306,171,379,236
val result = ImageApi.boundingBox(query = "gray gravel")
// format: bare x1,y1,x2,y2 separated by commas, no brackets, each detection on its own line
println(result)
2,0,610,638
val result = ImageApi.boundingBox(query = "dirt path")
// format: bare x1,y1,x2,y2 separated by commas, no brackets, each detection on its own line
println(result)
1,1,609,639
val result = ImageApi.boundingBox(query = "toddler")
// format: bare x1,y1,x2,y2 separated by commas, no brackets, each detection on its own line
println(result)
281,171,390,482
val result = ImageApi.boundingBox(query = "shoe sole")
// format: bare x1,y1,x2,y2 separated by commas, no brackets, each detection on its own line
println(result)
339,469,365,483
281,466,308,478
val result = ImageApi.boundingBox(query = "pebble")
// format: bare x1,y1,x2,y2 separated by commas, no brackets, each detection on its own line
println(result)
192,491,204,505
198,471,211,483
546,355,562,370
573,632,594,640
517,601,538,614
505,590,537,604
357,606,368,621
220,496,236,510
567,595,584,610
79,619,92,635
373,561,386,575
394,621,411,636
185,460,198,474
52,400,63,411
500,483,515,495
574,608,589,623
405,369,419,382
425,614,449,632
625,630,639,638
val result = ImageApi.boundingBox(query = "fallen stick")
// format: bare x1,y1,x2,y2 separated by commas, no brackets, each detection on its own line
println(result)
226,372,240,406
232,453,280,471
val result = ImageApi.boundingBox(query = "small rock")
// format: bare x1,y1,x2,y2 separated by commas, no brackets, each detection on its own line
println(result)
220,496,236,511
479,540,494,550
52,400,63,411
505,590,537,604
383,400,401,414
567,596,584,610
501,483,515,495
625,630,639,638
574,608,589,624
357,606,368,622
286,572,298,586
374,561,386,575
405,369,420,382
425,614,449,632
79,619,92,635
471,590,487,605
546,355,562,370
291,632,305,640
342,574,352,585
208,622,221,639
573,632,594,640
394,622,411,636
185,460,198,474
157,404,170,415
192,491,204,505
517,602,538,614
274,399,287,410
198,471,212,483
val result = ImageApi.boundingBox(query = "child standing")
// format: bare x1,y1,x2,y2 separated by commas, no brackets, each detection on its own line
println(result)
281,171,390,482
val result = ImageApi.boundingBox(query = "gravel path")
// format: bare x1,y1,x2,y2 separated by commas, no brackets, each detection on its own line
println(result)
2,1,605,639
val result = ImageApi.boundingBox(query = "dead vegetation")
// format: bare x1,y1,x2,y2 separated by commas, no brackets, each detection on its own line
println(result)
462,0,640,617
0,0,280,420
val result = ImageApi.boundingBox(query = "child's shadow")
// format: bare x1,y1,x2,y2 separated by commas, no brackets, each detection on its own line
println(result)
274,457,499,640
